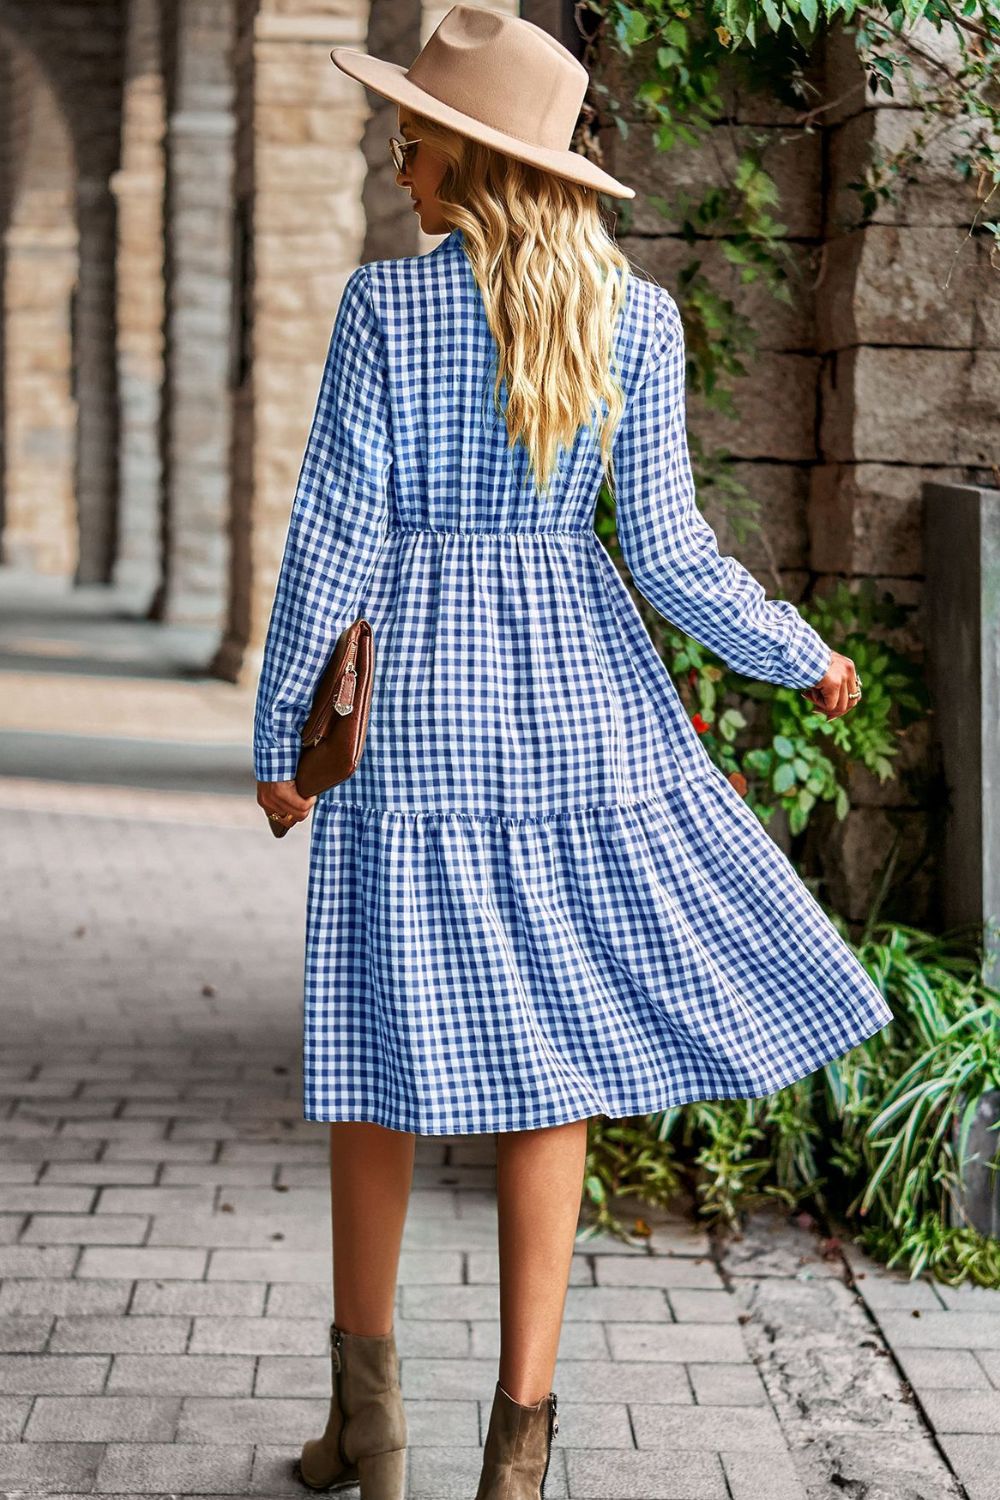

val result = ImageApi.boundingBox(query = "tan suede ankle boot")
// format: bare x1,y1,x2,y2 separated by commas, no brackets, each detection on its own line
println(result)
474,1380,559,1499
296,1322,407,1498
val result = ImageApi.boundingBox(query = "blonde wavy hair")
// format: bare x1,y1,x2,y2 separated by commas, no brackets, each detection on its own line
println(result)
407,110,636,500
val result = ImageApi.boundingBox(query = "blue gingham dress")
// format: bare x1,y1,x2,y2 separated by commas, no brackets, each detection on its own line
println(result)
253,225,894,1134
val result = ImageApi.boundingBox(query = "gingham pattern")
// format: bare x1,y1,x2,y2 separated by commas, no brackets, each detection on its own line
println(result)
254,226,894,1133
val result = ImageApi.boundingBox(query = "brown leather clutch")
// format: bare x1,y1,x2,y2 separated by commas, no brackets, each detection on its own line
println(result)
267,616,375,839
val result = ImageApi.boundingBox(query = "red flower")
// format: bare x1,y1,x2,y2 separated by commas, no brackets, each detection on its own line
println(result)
728,771,748,797
691,713,710,734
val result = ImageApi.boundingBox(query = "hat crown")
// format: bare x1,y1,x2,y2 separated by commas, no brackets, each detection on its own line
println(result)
405,5,589,153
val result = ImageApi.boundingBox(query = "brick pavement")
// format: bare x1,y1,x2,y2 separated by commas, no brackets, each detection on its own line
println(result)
1,787,811,1499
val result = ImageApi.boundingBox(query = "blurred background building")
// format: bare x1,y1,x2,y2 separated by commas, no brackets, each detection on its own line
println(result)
0,0,996,929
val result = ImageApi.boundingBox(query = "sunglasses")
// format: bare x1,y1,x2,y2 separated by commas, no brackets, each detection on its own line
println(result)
389,134,422,173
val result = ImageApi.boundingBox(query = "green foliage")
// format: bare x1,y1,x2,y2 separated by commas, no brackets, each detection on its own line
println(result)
582,0,1000,1287
582,922,1000,1285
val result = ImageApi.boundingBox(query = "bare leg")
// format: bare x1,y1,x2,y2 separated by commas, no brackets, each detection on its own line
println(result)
495,1118,591,1405
329,1122,416,1335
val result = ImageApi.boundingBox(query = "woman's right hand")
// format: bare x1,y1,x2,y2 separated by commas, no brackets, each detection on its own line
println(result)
256,779,317,828
800,650,862,720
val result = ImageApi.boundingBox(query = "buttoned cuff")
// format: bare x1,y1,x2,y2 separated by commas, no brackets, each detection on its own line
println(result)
779,627,833,691
253,742,303,783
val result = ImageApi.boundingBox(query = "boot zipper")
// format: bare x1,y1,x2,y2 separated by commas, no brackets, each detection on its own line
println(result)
330,1325,352,1471
539,1392,558,1494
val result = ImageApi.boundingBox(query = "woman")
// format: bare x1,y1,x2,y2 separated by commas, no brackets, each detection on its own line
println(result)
253,8,894,1497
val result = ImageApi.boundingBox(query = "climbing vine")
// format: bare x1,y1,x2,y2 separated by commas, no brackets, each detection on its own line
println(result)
584,0,996,848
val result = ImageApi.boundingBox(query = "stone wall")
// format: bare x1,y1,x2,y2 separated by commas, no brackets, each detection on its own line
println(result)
605,23,995,924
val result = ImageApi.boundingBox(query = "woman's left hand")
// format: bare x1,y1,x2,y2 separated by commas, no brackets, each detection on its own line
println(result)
800,651,862,720
257,779,317,829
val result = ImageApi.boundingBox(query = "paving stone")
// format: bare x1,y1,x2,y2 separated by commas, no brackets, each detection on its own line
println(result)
688,1362,770,1406
667,1289,740,1323
77,1246,208,1281
58,1120,167,1141
593,1255,720,1290
94,1441,253,1493
0,1279,132,1315
0,1313,53,1352
209,1248,330,1282
0,1440,104,1492
24,1395,181,1442
50,1316,191,1354
975,1350,1000,1390
937,1434,1000,1500
407,1398,479,1446
0,1245,78,1277
1,1140,101,1163
605,1322,747,1363
176,1395,328,1444
254,1355,329,1397
160,1163,275,1187
107,1354,254,1396
564,1447,727,1498
189,1315,327,1356
934,1283,1000,1312
877,1311,1000,1349
0,1163,39,1183
631,1402,786,1451
852,1275,944,1311
248,1444,322,1495
129,1279,266,1317
721,1449,807,1499
102,1140,217,1162
43,1162,159,1185
896,1346,986,1390
919,1390,1000,1434
0,1353,109,1394
21,1213,150,1245
96,1187,218,1214
0,1215,25,1244
148,1212,328,1250
0,1397,31,1441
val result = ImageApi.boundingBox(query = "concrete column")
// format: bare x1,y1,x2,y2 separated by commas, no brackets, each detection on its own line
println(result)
159,0,237,628
0,39,77,576
110,0,167,604
212,0,371,682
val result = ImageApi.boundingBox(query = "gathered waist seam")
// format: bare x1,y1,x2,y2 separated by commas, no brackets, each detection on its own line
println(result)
386,525,594,536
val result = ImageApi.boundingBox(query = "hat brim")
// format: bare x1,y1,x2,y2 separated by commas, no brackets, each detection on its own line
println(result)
330,48,635,201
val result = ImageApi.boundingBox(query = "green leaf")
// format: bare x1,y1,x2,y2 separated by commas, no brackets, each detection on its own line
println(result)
774,762,796,794
774,735,796,759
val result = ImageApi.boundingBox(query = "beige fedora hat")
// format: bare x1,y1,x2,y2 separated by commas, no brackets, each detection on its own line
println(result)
330,4,635,201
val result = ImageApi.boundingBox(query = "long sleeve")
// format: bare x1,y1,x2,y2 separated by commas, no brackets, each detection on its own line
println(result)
610,285,832,691
253,264,393,782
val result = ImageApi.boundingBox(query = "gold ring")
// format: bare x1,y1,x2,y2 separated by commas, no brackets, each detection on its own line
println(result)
269,811,292,823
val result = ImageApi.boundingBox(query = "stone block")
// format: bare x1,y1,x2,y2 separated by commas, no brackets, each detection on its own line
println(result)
50,1315,190,1354
565,1447,727,1498
107,1353,255,1396
176,1395,328,1443
605,1323,747,1363
829,107,988,228
94,1441,253,1493
0,1442,104,1493
24,1394,181,1442
818,226,980,352
820,347,994,465
615,120,822,240
76,1246,209,1280
809,463,931,576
